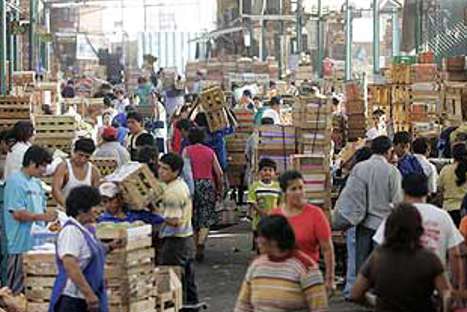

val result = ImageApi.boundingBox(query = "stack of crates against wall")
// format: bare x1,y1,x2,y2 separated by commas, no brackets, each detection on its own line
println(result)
12,71,36,93
226,108,254,187
409,63,441,130
23,251,57,312
96,224,156,312
293,95,332,156
442,56,466,82
198,87,231,132
442,81,466,125
154,267,183,312
291,154,332,214
34,82,61,114
0,95,32,131
391,84,411,132
254,125,296,174
367,83,391,129
33,115,76,154
106,163,164,210
344,81,366,141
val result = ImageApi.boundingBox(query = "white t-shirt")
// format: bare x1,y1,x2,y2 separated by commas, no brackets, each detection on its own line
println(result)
373,203,464,265
57,217,93,299
261,108,281,124
154,101,167,140
3,142,31,180
414,154,438,193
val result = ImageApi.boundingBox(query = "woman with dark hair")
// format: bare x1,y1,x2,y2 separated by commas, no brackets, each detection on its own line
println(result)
438,142,467,226
272,170,335,293
183,127,223,261
4,121,35,180
351,203,452,311
49,186,120,312
234,215,328,312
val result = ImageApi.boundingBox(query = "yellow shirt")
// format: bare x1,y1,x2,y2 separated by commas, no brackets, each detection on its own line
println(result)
438,163,467,211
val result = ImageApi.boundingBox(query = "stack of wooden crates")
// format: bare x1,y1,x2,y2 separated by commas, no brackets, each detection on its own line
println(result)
293,95,332,156
225,108,254,187
96,224,156,312
344,81,366,140
254,125,295,173
33,115,76,154
0,95,32,131
291,154,331,212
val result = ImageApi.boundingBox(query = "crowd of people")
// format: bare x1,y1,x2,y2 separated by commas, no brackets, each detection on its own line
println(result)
0,71,466,312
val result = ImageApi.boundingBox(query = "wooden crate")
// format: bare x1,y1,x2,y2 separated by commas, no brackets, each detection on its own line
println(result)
33,137,73,154
90,157,119,176
12,71,36,86
105,163,164,210
0,104,31,119
205,108,230,133
33,115,76,139
109,297,156,312
199,86,226,112
368,84,391,107
0,118,28,131
290,154,330,173
96,223,152,251
154,267,182,312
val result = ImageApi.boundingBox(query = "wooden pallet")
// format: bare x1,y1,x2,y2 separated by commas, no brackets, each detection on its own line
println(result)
106,163,164,210
90,157,118,176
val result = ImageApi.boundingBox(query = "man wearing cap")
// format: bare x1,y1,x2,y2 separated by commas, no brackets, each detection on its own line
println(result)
97,181,164,225
94,127,130,167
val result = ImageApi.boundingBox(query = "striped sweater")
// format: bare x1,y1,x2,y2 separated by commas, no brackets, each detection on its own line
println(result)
234,251,328,312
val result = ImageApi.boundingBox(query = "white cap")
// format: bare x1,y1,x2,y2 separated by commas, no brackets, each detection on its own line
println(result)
99,182,120,198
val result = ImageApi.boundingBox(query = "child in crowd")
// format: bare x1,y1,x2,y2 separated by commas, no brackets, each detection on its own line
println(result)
247,158,281,251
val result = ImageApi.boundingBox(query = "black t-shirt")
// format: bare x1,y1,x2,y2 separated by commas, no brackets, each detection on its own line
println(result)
361,246,444,312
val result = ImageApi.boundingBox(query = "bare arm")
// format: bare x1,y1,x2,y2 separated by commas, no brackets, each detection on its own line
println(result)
11,209,56,223
62,255,99,311
320,238,336,293
91,166,101,187
212,155,224,194
448,245,464,289
52,162,67,207
351,274,371,302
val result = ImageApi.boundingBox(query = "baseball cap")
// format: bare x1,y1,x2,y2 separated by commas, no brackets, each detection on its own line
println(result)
102,127,118,140
99,182,120,198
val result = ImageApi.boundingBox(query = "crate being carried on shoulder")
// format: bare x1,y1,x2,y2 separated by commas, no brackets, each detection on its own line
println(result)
198,86,233,132
91,157,119,176
97,223,156,312
23,251,57,312
106,163,164,210
290,154,332,212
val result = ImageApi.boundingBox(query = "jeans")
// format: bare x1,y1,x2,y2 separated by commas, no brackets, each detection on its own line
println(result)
343,227,356,299
55,295,88,312
356,225,376,273
159,236,199,305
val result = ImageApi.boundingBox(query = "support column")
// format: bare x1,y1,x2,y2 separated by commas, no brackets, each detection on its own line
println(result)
7,11,12,92
29,0,36,70
372,0,380,75
296,0,302,53
345,0,352,81
391,8,400,57
0,0,7,95
316,0,323,78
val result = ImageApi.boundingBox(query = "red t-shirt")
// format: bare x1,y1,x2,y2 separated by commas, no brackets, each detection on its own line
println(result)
272,204,331,262
185,144,216,180
171,125,182,154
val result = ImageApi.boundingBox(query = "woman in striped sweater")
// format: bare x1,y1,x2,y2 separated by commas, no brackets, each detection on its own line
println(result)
234,215,328,312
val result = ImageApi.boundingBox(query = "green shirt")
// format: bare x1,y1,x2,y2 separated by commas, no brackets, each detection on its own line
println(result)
247,180,281,229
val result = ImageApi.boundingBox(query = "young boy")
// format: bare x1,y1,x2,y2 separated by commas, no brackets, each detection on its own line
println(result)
247,158,282,250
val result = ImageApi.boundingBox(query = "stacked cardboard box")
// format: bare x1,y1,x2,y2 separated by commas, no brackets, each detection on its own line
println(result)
293,95,332,156
291,154,331,212
96,224,156,312
345,81,366,141
0,95,32,131
254,125,296,173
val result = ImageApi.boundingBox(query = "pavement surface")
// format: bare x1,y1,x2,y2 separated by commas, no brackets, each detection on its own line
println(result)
196,222,372,312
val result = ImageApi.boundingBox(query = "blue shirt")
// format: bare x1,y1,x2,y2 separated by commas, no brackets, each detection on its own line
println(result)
97,210,164,225
3,171,46,254
205,126,235,170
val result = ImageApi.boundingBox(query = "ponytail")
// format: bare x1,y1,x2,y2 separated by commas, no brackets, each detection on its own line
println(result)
452,143,467,186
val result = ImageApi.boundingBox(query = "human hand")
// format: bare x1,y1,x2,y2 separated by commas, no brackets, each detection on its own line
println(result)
85,293,99,312
42,210,58,222
325,278,336,297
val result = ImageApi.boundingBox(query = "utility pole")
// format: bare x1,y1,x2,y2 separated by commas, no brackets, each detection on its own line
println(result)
345,0,352,81
316,0,324,78
391,7,400,57
372,0,380,75
0,0,6,95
